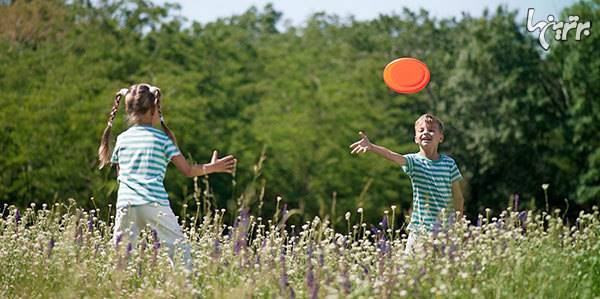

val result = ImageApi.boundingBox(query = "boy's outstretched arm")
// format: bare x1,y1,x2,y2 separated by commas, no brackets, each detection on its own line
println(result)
452,181,464,217
172,150,236,177
349,131,406,166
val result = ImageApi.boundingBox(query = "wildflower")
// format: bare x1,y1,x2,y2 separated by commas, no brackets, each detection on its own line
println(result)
126,242,133,256
432,220,441,238
14,209,21,224
514,193,520,211
448,213,455,227
213,238,221,259
345,212,351,220
357,208,363,213
115,232,123,247
151,229,160,250
279,248,289,296
47,237,55,258
379,215,388,231
542,184,550,191
305,246,318,299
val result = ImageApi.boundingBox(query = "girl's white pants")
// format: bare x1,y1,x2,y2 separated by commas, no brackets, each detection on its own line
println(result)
113,203,192,272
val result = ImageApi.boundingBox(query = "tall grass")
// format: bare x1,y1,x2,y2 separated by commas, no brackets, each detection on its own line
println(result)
0,198,598,298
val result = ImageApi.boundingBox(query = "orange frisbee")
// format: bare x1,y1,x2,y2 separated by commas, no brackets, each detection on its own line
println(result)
383,57,430,94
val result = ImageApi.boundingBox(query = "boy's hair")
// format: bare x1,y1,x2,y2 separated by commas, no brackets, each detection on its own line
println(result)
98,84,177,169
414,113,444,132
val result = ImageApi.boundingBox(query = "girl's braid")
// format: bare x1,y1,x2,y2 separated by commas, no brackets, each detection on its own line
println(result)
151,86,177,146
98,88,128,169
108,89,128,127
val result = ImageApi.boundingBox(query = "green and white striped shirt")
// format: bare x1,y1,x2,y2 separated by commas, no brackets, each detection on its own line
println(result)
110,125,181,208
402,153,462,232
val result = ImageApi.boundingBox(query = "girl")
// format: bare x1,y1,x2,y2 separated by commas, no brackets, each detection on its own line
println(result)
98,83,236,271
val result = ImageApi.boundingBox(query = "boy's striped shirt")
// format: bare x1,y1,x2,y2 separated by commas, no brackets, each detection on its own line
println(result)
110,125,180,208
401,153,462,232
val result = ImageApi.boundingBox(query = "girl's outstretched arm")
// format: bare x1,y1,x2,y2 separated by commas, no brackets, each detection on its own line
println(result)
172,150,236,177
350,131,406,166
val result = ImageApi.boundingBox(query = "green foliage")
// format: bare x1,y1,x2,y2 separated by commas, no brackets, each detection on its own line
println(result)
0,0,598,227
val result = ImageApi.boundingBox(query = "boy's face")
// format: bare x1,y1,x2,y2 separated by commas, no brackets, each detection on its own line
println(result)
414,120,444,149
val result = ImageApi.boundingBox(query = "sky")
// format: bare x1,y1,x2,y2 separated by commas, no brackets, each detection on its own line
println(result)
154,0,577,27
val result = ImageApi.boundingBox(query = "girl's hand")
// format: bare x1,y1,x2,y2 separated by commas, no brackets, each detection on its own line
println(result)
206,150,236,174
350,131,372,154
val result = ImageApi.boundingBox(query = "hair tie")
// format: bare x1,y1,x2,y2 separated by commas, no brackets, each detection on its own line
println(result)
149,86,160,95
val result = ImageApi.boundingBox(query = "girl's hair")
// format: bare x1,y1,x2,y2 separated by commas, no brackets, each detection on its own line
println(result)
98,83,177,169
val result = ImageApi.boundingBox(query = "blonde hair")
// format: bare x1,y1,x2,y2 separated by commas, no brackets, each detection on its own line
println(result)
98,84,177,169
414,113,444,132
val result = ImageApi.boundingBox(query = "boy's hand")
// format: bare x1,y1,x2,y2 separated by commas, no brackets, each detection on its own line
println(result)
206,150,236,174
350,131,372,154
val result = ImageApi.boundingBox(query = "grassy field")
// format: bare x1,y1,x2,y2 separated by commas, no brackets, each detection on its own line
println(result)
0,201,598,298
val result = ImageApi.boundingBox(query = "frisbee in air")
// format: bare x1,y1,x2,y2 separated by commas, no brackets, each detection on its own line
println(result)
383,57,430,94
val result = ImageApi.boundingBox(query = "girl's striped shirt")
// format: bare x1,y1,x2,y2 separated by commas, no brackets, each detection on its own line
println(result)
401,153,462,232
110,125,180,208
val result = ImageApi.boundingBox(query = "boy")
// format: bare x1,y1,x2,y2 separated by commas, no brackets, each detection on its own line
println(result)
349,113,464,253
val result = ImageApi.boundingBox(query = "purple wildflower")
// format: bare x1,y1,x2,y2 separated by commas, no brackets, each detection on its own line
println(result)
318,250,324,267
151,229,160,250
15,209,20,224
370,226,379,236
378,239,389,255
125,242,133,266
360,263,369,275
140,238,147,252
447,242,457,260
87,215,93,233
432,219,441,238
115,232,123,247
518,211,528,233
254,252,261,268
379,215,388,231
495,220,504,230
234,209,250,255
279,248,289,296
47,237,55,258
213,238,221,259
448,213,455,227
518,211,527,223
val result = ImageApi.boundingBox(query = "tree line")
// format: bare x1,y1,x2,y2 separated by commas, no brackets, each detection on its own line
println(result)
0,0,597,227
